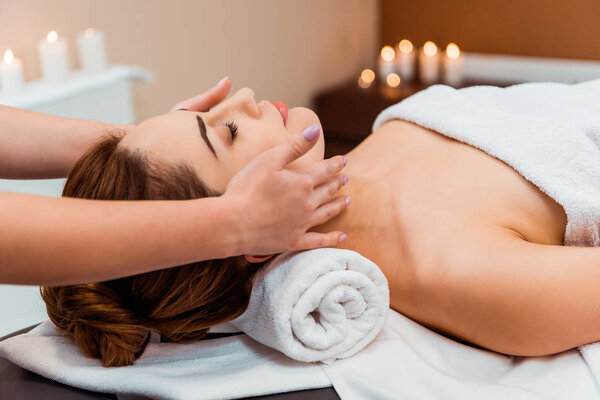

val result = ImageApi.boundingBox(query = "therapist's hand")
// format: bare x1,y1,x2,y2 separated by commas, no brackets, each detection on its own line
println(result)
169,76,232,112
224,124,349,255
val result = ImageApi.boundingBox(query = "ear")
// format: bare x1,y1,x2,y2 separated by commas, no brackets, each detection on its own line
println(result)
244,254,274,263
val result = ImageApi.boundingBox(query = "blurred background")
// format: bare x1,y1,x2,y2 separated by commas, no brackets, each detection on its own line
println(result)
1,0,600,336
0,0,378,119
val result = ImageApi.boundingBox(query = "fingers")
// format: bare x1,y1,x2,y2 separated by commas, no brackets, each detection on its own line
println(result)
304,155,347,186
308,195,350,228
259,124,321,168
169,77,232,112
312,174,347,208
295,231,347,250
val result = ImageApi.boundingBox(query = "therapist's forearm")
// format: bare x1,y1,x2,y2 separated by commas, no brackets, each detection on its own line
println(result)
0,192,242,286
0,105,133,179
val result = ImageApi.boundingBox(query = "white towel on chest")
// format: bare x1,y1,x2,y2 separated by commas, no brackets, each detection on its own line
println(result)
371,78,600,388
373,79,600,246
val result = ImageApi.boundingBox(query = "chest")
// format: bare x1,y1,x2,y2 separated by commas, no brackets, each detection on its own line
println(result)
368,121,567,248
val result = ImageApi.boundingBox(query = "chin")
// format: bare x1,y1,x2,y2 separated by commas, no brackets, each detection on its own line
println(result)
287,107,325,166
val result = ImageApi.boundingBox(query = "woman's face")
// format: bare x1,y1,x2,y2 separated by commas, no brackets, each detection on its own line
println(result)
119,88,325,192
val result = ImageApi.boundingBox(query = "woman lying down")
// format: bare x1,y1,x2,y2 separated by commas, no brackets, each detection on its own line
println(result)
42,79,600,367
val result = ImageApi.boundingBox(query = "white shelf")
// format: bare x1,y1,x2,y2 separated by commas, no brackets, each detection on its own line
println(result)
0,64,153,110
464,52,600,84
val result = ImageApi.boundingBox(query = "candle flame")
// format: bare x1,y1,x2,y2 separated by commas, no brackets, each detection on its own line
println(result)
3,49,14,64
423,41,437,56
446,43,460,59
358,77,372,89
386,73,401,88
380,46,396,62
85,28,95,38
360,68,375,83
398,39,413,54
47,30,58,44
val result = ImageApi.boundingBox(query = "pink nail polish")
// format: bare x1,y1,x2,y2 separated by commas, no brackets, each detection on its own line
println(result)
217,76,229,86
343,175,348,185
343,157,348,166
339,234,347,242
345,196,351,205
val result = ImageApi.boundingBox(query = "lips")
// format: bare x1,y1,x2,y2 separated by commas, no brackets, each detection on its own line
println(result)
269,101,288,126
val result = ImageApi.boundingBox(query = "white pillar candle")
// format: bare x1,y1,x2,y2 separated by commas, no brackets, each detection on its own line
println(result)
377,46,396,83
443,43,465,87
418,41,440,85
38,31,69,82
76,28,107,73
0,49,25,94
396,39,415,82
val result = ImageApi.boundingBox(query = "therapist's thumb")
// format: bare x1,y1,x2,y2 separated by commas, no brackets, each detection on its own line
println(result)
267,124,321,168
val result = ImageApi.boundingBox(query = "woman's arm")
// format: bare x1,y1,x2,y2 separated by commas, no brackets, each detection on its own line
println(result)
0,105,132,179
413,226,600,357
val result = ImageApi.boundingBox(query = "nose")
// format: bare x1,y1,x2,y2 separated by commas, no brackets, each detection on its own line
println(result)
228,87,259,117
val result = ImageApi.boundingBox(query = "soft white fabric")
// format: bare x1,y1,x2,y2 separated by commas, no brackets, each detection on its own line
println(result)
0,320,331,400
322,310,599,400
0,248,388,399
229,248,390,364
372,78,600,392
373,79,600,247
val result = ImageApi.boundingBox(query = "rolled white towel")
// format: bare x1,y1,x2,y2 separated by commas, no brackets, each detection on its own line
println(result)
230,248,390,364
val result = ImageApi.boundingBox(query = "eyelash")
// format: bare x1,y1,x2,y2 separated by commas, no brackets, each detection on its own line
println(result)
225,121,238,141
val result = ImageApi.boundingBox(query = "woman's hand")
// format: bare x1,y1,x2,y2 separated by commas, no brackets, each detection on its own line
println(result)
169,77,232,112
224,124,349,255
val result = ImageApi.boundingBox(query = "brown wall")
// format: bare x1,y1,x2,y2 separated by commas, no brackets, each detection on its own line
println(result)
0,0,378,121
381,0,600,60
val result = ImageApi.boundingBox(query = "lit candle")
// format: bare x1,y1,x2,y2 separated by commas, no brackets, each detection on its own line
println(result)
443,43,465,87
76,28,107,73
358,68,375,89
38,30,69,82
385,73,401,88
396,39,415,82
418,41,440,85
0,49,25,94
377,46,396,83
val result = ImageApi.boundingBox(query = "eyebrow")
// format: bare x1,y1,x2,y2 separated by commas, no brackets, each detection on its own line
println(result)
195,114,217,159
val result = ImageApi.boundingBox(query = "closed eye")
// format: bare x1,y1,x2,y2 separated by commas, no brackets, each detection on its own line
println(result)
225,120,238,141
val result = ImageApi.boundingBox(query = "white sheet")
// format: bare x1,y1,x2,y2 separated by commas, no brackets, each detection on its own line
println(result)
323,310,599,399
3,309,597,399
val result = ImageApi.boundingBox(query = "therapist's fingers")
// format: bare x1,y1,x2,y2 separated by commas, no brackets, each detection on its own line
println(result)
302,155,347,186
169,76,232,112
308,195,350,229
296,230,348,250
311,174,348,208
259,124,321,169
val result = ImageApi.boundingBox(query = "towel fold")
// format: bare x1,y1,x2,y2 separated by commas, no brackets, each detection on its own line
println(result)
371,78,600,388
230,248,390,364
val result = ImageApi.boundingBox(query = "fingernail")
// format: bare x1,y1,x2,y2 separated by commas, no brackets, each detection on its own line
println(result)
217,76,229,86
343,157,348,166
302,124,320,141
345,196,351,205
339,234,348,243
343,175,348,185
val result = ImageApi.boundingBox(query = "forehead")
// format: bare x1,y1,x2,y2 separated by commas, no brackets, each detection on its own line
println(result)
118,112,202,162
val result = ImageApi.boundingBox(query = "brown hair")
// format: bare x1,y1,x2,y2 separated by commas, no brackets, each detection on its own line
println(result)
41,132,263,367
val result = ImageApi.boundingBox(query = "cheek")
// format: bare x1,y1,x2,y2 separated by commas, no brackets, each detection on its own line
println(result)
285,108,325,169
